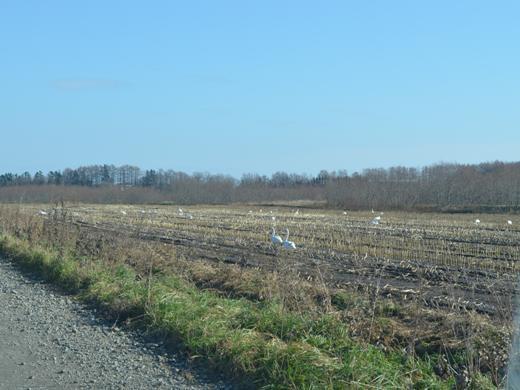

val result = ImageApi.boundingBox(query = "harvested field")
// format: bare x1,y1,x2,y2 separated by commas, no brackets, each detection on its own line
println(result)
43,205,519,317
1,203,518,386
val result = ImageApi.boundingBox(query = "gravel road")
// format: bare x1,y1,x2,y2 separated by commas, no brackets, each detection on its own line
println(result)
0,257,231,390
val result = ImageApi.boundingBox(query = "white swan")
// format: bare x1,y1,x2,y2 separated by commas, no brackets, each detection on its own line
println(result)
371,215,381,225
282,229,296,250
475,219,481,225
270,228,283,246
508,220,513,225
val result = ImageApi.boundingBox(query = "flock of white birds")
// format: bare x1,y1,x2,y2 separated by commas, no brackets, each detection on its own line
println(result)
36,207,515,253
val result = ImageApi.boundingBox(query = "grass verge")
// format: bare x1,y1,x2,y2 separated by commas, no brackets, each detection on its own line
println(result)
0,233,465,389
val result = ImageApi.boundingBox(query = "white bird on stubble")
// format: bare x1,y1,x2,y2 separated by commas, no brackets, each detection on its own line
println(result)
282,229,296,250
371,215,381,225
270,228,283,246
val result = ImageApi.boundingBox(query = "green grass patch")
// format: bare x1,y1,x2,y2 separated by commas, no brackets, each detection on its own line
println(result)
0,234,455,388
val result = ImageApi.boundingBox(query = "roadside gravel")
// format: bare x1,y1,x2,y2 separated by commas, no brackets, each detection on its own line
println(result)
0,257,232,389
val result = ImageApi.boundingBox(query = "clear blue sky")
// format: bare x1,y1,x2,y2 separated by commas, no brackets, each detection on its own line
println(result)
1,1,518,177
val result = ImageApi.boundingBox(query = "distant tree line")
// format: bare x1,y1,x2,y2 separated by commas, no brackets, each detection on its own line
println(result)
0,165,324,204
0,162,519,211
325,161,520,212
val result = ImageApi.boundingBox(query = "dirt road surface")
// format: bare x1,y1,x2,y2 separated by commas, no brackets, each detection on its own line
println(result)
0,257,230,390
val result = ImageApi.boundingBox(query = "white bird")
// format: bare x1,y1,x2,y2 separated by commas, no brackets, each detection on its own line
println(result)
371,215,381,225
475,219,481,225
38,210,48,216
178,208,183,214
282,229,296,250
185,213,193,220
271,216,276,221
270,228,283,246
371,209,375,214
508,220,513,225
294,209,299,215
343,211,347,215
120,210,127,215
248,210,253,214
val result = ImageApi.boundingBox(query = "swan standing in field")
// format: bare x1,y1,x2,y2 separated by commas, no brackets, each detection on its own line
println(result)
270,228,283,246
475,219,481,225
507,220,513,225
120,210,127,215
371,215,381,225
282,228,296,250
38,210,48,216
343,211,347,215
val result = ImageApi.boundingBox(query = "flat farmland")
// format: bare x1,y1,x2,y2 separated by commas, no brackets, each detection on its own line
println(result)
3,203,519,386
56,204,519,319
